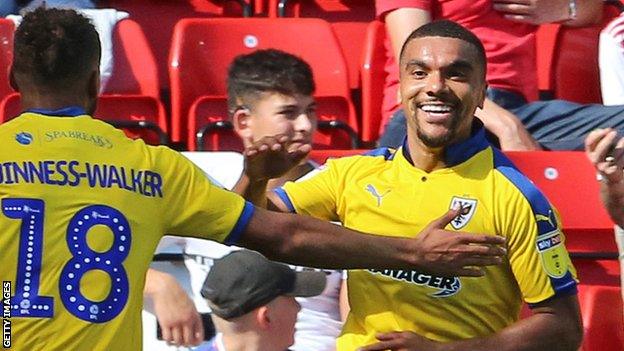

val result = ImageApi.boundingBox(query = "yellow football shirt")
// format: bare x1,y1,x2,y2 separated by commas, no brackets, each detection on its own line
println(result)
278,126,577,349
0,108,253,350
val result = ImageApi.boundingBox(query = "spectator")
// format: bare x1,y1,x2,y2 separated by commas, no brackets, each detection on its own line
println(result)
239,20,582,350
197,250,326,351
376,0,623,152
0,9,507,350
146,49,350,351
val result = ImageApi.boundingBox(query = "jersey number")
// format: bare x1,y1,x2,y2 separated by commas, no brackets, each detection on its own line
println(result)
3,198,131,323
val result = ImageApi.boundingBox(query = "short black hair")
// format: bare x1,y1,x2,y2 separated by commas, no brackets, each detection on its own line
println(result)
12,7,101,89
399,20,487,75
227,49,315,114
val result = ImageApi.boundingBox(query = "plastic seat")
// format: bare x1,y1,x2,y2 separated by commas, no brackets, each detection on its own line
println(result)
578,284,624,351
267,0,374,89
360,20,386,144
169,17,358,150
505,151,616,255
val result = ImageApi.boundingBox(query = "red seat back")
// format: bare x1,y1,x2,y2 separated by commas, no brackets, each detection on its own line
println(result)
169,17,356,145
505,151,615,254
360,20,386,143
103,18,159,98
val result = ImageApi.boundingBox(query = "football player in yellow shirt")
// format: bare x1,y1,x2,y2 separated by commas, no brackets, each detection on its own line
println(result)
239,20,582,351
0,9,506,351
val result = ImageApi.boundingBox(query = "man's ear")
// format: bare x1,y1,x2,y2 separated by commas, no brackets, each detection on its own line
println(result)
478,84,488,109
9,69,19,92
88,69,100,99
255,306,271,330
232,107,252,139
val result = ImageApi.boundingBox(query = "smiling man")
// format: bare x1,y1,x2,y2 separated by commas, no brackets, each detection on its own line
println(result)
240,20,583,351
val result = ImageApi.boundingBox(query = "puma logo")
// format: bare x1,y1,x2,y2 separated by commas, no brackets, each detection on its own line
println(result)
366,184,390,207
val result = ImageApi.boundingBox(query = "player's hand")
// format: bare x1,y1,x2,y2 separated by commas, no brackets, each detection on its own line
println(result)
412,206,507,277
147,271,204,347
358,331,441,351
585,128,624,185
493,0,571,25
243,134,311,181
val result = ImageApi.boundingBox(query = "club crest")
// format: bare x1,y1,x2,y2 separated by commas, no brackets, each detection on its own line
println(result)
449,197,478,230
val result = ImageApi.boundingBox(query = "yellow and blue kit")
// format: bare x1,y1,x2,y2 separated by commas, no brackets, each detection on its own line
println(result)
276,123,577,349
0,108,254,350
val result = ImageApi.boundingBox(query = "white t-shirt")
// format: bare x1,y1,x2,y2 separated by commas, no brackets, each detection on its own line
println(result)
144,153,344,351
600,13,624,105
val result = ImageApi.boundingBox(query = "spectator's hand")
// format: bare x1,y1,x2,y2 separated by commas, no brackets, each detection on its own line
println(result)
493,0,571,25
146,270,204,347
412,206,507,277
358,331,440,351
243,134,311,181
585,128,624,184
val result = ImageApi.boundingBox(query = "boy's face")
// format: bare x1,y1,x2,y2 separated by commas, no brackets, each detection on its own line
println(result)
237,92,317,152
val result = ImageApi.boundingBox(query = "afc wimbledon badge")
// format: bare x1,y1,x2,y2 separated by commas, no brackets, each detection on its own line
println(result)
449,196,477,230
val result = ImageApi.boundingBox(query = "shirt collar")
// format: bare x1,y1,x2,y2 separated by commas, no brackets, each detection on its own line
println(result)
401,119,490,168
25,106,87,117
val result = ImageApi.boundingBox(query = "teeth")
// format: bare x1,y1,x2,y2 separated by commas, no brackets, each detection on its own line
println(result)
421,104,452,113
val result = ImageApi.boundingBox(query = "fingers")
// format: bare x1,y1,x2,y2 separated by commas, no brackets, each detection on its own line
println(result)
170,326,182,347
457,233,506,246
428,206,462,230
160,326,172,346
493,3,533,15
357,333,406,351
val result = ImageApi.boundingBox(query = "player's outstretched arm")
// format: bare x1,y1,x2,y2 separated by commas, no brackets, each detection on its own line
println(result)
585,128,624,228
238,205,506,276
359,294,582,351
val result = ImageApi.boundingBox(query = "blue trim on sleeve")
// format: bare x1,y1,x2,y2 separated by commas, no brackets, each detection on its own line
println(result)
527,280,578,309
273,188,296,213
493,148,577,295
224,201,255,245
26,106,86,117
492,149,557,236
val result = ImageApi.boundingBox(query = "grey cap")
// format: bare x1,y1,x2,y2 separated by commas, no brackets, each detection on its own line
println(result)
201,250,327,319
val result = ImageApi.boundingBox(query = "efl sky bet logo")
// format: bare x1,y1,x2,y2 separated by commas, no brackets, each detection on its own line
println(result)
369,269,461,297
15,132,33,145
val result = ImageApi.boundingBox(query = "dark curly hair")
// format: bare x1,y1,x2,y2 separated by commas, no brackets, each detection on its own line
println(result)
227,49,315,115
12,7,100,89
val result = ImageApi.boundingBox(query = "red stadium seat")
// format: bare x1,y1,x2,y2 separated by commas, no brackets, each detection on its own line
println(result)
0,93,168,145
505,151,616,255
579,284,624,351
98,0,252,92
169,17,358,150
103,18,160,98
267,0,375,90
0,19,14,104
360,20,386,144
